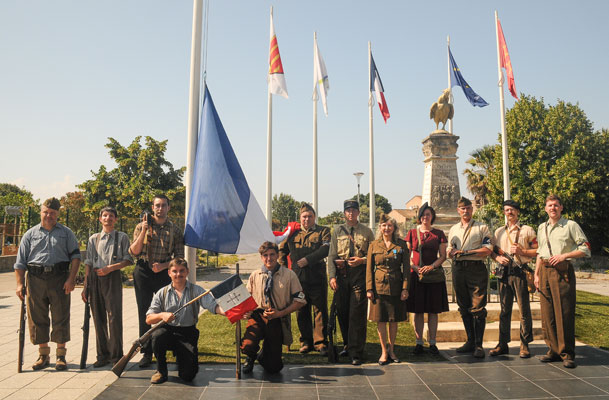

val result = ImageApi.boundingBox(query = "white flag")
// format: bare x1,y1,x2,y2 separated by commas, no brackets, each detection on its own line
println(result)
268,11,288,98
313,35,329,115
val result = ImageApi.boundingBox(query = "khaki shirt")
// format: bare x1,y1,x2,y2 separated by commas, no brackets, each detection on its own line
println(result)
447,220,492,261
536,217,591,260
493,223,537,264
131,219,184,263
278,224,330,285
366,238,410,296
247,266,307,311
327,222,375,279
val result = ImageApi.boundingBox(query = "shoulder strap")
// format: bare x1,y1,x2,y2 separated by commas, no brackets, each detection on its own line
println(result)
416,228,423,267
112,231,119,262
94,233,102,262
168,221,175,255
161,285,170,312
460,221,474,251
544,223,554,257
190,284,197,321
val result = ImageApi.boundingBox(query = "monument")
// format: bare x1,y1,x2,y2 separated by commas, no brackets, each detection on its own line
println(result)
422,89,461,214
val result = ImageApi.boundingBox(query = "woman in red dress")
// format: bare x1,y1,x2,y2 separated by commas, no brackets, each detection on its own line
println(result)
405,203,449,355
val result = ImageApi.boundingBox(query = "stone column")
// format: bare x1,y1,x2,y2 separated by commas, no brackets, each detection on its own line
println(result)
421,132,461,213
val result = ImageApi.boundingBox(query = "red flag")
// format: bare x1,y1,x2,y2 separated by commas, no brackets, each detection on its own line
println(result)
497,18,518,100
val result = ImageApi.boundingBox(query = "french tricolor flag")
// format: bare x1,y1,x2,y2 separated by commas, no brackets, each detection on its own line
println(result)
210,274,258,323
184,85,277,253
370,53,390,123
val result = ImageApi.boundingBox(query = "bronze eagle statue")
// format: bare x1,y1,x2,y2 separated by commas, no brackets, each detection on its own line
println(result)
430,89,454,131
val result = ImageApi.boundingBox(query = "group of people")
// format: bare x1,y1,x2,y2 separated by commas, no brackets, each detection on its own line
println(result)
13,191,590,385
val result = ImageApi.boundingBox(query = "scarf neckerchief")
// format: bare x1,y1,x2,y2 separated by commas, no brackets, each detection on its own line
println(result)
262,264,280,307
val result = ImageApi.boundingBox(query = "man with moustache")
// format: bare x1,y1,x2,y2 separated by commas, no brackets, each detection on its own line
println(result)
327,200,375,365
447,197,492,358
535,194,590,368
489,200,537,358
14,197,81,370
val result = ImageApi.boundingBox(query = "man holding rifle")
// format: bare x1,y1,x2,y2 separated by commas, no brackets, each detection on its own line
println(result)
82,206,132,367
130,194,184,368
490,200,537,358
14,197,81,371
145,258,223,384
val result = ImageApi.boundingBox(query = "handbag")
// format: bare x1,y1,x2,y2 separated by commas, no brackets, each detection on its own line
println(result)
415,228,445,284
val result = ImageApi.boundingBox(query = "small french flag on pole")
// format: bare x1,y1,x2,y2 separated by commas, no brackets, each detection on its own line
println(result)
210,274,258,323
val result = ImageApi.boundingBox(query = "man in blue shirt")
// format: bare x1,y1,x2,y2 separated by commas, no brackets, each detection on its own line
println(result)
14,197,81,371
146,258,223,384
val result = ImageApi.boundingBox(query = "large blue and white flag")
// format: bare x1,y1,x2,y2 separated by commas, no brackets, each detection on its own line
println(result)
449,47,489,107
184,86,276,254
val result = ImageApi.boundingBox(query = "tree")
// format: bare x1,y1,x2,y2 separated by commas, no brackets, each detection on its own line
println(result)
59,191,93,243
358,204,383,225
350,193,392,214
0,183,40,227
484,95,609,251
463,145,498,208
79,136,185,221
318,210,345,226
272,193,301,230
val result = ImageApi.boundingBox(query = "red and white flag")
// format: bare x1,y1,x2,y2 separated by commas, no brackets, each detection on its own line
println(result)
497,18,518,100
210,274,258,323
268,10,288,98
370,53,390,123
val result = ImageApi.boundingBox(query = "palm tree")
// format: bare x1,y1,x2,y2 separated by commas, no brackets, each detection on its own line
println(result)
463,145,497,208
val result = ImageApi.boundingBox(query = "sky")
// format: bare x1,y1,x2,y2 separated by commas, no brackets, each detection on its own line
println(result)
1,0,608,217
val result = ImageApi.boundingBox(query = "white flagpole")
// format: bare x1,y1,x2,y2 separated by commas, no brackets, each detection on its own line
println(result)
368,41,376,231
312,32,319,213
265,6,273,226
495,10,510,202
185,0,203,283
447,35,453,134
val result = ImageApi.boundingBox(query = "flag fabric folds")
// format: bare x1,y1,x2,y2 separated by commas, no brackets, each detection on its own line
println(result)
449,48,489,107
268,12,288,98
370,53,390,123
210,274,258,324
497,18,518,100
313,35,329,116
184,86,276,254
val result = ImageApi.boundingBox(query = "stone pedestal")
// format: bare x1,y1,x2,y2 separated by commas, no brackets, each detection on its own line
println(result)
421,131,461,213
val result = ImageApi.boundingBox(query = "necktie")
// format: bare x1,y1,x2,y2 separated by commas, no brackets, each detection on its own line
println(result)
349,227,355,257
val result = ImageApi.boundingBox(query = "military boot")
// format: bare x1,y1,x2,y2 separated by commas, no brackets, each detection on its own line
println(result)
32,347,51,370
473,317,486,358
56,348,68,371
456,314,475,353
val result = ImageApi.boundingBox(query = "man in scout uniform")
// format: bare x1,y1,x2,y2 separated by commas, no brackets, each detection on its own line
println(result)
146,258,223,383
489,200,537,358
535,194,590,368
82,206,133,367
447,197,492,358
129,194,184,367
279,203,330,355
241,241,306,374
327,200,375,365
14,197,81,370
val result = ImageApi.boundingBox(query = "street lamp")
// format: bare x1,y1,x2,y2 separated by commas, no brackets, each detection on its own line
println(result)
353,172,364,206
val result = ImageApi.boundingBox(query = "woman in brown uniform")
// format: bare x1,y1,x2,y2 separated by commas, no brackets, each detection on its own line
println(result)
366,214,409,365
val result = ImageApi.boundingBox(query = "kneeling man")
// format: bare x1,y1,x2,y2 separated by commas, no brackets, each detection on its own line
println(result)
241,241,306,374
146,258,223,384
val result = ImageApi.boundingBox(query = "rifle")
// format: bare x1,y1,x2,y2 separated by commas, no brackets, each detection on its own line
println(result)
493,245,534,273
80,283,91,369
327,293,339,363
111,289,211,377
17,284,26,373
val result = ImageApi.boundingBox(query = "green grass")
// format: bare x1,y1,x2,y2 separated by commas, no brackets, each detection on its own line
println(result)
195,288,445,364
575,290,609,350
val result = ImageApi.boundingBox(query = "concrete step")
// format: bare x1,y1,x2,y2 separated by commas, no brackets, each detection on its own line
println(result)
414,301,542,323
428,319,543,343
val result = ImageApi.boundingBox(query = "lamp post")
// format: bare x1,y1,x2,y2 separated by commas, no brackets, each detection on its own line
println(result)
353,172,364,206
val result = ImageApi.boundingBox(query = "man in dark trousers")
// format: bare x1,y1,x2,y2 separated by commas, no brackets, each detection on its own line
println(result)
130,194,184,367
535,194,590,368
279,203,330,355
327,200,374,365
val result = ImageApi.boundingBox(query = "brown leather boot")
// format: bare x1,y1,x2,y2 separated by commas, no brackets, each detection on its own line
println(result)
56,348,68,371
32,347,51,370
519,343,531,358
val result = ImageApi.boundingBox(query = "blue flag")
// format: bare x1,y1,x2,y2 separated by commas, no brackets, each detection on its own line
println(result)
449,48,489,107
184,86,275,254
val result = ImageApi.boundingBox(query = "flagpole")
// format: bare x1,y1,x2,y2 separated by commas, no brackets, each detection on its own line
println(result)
185,0,203,283
495,10,510,202
312,32,319,214
265,6,274,227
447,35,453,134
368,41,376,231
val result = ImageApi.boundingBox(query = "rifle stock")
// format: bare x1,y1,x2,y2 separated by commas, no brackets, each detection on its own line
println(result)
111,289,210,377
17,285,26,373
80,285,91,369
